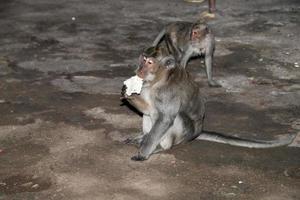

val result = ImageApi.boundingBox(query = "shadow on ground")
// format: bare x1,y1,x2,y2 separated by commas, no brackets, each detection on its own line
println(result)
0,0,299,199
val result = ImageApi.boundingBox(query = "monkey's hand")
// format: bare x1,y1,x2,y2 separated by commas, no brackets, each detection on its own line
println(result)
208,80,222,88
121,92,140,102
131,154,147,161
120,85,127,99
121,85,138,99
124,134,144,147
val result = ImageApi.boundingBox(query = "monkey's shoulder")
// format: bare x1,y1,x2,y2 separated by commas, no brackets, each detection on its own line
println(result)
167,21,193,29
166,22,193,35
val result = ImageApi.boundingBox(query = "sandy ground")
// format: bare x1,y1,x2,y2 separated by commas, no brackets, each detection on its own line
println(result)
0,0,299,199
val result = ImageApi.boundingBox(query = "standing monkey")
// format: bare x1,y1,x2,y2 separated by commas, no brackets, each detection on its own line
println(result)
121,48,296,161
152,21,220,87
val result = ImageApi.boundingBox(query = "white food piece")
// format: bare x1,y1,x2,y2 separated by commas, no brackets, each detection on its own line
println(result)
123,75,143,96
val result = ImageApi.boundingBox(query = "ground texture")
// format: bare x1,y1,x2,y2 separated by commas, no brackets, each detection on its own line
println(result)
0,0,299,199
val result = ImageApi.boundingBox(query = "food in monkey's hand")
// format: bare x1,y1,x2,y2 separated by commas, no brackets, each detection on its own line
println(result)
123,75,143,96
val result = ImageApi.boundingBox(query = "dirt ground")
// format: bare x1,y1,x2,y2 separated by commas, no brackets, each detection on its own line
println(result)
0,0,299,199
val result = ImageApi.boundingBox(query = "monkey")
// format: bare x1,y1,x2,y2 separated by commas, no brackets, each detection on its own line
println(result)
152,20,221,87
121,48,296,161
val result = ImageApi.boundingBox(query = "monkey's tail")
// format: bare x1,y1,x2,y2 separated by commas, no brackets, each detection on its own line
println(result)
152,28,166,47
197,131,297,148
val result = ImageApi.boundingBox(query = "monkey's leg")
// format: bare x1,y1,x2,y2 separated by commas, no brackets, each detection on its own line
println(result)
151,132,175,154
165,36,182,61
124,115,152,146
153,116,182,153
176,113,201,143
180,49,193,68
154,114,202,153
205,54,221,87
131,114,175,161
142,115,152,134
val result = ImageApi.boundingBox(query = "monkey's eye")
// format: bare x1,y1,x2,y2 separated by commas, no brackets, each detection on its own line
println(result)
148,60,153,65
143,56,147,62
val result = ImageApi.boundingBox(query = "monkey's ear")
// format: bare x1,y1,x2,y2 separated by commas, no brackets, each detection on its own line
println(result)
161,56,176,69
138,54,142,61
142,46,158,57
138,55,146,65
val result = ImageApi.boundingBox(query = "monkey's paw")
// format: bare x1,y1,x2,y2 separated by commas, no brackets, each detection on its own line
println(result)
120,85,127,99
131,154,147,161
208,80,222,88
124,137,142,146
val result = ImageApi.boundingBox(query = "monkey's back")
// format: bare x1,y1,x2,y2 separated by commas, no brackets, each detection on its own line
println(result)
161,68,205,120
165,22,194,48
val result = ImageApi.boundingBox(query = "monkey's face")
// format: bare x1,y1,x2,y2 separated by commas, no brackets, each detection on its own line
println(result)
136,56,160,82
191,24,208,41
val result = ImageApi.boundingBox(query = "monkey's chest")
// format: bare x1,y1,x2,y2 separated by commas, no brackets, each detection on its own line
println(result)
181,43,205,56
140,88,155,116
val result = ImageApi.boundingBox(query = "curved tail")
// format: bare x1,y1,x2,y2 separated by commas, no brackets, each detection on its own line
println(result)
197,130,296,148
152,28,166,47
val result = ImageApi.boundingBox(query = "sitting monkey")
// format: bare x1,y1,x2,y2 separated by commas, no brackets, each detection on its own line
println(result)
121,48,296,161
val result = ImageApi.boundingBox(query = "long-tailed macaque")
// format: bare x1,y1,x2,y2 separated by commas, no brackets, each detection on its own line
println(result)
152,21,220,87
121,48,296,161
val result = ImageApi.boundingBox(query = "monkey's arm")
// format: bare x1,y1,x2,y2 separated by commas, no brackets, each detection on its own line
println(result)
132,113,175,161
132,95,179,161
126,94,150,115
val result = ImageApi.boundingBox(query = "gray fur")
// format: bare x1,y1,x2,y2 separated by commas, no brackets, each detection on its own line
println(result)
122,56,296,161
153,21,220,87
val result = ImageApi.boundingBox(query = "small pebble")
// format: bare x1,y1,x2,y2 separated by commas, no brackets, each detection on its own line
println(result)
21,182,33,187
259,58,263,62
32,184,39,189
238,181,243,184
0,182,6,186
71,17,76,21
224,193,236,197
285,52,290,55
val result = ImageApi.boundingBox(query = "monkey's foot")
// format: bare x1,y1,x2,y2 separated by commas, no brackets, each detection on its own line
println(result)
184,0,205,3
131,154,147,161
200,11,216,19
123,135,144,146
208,80,222,87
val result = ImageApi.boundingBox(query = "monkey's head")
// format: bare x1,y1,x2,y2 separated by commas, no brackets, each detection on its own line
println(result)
136,47,175,82
191,23,209,41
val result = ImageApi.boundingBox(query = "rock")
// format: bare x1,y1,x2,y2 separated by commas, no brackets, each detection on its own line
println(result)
21,182,33,187
32,184,39,189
